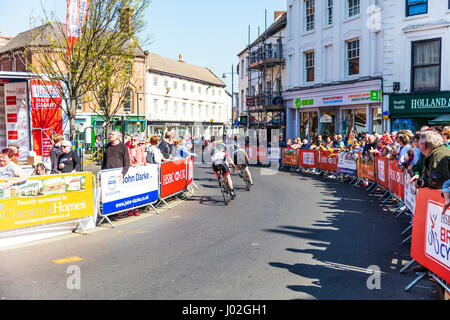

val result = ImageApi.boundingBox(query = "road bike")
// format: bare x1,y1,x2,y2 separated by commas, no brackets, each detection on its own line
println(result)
237,164,251,191
217,168,232,205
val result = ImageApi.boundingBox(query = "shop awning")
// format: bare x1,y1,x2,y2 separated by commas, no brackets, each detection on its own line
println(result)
429,114,450,125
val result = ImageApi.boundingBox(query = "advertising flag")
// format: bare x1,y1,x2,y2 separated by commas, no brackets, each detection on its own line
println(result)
66,0,90,54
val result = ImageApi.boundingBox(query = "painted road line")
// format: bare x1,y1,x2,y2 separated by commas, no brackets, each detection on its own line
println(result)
51,256,84,264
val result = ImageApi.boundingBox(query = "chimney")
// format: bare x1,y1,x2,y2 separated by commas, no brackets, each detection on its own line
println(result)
178,53,185,63
274,11,286,22
120,6,134,35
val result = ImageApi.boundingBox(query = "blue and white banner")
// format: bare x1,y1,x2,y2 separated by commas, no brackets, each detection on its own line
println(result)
336,152,357,177
100,165,159,215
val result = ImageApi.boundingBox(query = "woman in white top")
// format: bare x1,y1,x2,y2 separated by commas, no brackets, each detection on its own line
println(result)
0,147,27,189
146,136,168,165
397,133,412,167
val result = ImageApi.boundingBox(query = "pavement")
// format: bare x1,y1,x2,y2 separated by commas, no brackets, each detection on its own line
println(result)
0,163,441,300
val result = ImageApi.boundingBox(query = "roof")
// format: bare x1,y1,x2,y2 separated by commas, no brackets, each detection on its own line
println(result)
147,51,225,87
0,22,146,57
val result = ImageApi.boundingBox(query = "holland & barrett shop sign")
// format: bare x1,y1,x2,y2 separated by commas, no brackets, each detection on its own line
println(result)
390,92,450,115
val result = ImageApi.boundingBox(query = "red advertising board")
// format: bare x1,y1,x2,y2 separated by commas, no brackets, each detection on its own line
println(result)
376,156,389,190
389,159,405,200
30,80,63,157
358,156,376,182
281,148,299,167
319,150,338,172
160,159,187,199
299,149,319,169
411,188,450,283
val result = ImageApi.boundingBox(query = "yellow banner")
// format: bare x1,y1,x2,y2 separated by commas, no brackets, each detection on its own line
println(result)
0,172,95,231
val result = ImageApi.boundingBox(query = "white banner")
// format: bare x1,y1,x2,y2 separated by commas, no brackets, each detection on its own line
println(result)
404,172,416,213
425,200,450,271
268,147,280,162
100,165,159,215
4,82,30,159
67,0,90,45
302,151,315,166
337,152,357,176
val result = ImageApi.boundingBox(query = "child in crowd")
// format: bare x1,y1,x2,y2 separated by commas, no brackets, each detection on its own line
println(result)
32,163,48,176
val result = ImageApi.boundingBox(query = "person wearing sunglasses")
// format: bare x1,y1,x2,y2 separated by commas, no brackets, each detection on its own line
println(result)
57,141,81,173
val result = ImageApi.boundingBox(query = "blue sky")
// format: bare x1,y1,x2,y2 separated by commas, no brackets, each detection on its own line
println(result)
0,0,287,91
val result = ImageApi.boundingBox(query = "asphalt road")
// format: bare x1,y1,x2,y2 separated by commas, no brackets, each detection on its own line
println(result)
0,163,439,300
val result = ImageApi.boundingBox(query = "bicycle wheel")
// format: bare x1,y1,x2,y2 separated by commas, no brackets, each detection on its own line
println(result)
219,175,229,205
243,170,251,191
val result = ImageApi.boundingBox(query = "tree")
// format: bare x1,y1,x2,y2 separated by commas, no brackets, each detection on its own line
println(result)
24,0,150,140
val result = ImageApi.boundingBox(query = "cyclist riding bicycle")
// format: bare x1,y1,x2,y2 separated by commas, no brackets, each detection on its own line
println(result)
211,141,237,199
232,141,253,185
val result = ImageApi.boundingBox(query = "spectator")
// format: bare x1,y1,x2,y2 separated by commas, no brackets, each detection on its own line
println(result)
441,179,450,215
363,135,378,156
279,136,287,148
57,140,81,173
146,135,167,164
128,135,146,168
0,147,27,189
49,134,63,174
7,143,19,164
325,136,334,149
286,138,292,148
175,139,197,159
291,137,301,149
411,130,450,189
159,131,174,159
397,134,412,167
442,127,450,149
335,135,344,149
32,163,48,176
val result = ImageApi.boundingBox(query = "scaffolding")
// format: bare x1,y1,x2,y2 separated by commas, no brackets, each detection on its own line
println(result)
245,12,286,133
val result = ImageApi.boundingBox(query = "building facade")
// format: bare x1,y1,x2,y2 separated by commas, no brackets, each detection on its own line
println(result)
283,0,384,141
146,52,230,139
237,11,287,141
383,0,450,131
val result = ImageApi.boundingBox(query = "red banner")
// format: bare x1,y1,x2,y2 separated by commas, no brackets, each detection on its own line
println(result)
299,149,319,169
30,80,63,157
66,0,90,54
358,155,376,182
389,159,405,200
319,150,338,172
411,188,450,283
376,156,389,190
160,159,187,199
281,148,299,167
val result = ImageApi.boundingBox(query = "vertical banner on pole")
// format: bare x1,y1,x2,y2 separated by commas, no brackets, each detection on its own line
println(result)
66,0,90,54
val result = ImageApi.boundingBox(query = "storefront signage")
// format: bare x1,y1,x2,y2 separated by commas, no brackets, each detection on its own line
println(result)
389,92,450,115
294,89,381,109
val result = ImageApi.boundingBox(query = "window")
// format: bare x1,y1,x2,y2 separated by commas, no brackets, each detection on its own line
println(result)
174,101,178,114
347,0,360,18
153,99,158,115
326,0,333,25
123,90,132,113
164,100,169,114
191,85,194,93
164,79,169,89
412,38,441,92
183,103,187,115
347,39,360,76
173,81,178,90
153,76,158,86
305,51,315,82
305,0,315,32
182,83,186,91
198,86,201,94
406,0,427,17
241,59,244,79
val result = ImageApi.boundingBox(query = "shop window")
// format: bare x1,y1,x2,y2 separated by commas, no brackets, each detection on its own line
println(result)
346,39,360,76
406,0,427,17
412,38,441,92
372,108,382,134
309,111,318,139
326,0,333,26
355,108,367,134
320,111,335,137
304,0,315,32
304,51,315,83
341,109,354,137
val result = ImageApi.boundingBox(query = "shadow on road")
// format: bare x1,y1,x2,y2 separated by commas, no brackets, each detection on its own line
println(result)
264,173,437,300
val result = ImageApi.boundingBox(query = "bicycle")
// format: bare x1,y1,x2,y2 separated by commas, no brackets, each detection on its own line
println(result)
217,168,232,205
237,164,251,191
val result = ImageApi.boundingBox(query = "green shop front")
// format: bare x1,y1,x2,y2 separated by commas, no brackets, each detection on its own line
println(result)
90,115,146,144
389,92,450,132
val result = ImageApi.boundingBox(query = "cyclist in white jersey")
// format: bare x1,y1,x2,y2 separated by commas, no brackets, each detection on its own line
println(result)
211,141,237,198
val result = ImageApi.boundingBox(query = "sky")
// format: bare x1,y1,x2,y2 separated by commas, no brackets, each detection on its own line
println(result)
0,0,287,92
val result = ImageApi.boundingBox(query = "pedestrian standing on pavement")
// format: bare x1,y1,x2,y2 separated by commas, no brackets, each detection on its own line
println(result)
158,131,174,160
57,140,81,173
50,134,63,174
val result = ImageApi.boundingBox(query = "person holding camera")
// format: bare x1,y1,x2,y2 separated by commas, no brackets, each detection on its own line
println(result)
410,130,450,189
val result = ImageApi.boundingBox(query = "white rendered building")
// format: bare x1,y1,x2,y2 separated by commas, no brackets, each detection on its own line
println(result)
283,0,384,141
146,52,229,139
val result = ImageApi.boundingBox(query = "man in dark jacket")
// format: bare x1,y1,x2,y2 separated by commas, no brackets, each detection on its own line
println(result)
58,140,81,173
49,134,63,174
102,130,130,180
158,131,174,160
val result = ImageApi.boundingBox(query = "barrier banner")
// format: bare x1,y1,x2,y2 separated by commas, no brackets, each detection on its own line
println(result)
281,148,299,167
300,149,319,169
337,152,357,177
100,165,159,215
319,150,338,172
187,156,194,186
389,160,405,200
268,147,281,163
257,147,268,163
404,172,417,213
246,146,257,163
160,159,187,199
411,188,450,283
0,172,94,231
358,155,376,182
376,156,389,190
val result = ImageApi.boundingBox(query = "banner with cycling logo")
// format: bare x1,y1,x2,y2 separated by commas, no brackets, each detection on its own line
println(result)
319,150,338,172
411,188,450,283
160,159,188,199
336,152,357,177
100,165,159,215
